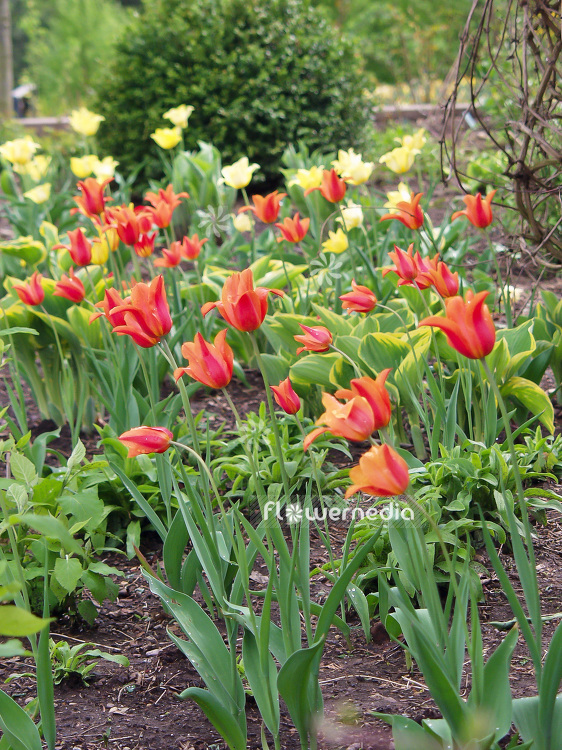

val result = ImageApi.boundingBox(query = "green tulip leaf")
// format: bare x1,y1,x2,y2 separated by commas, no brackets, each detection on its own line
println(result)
500,376,554,434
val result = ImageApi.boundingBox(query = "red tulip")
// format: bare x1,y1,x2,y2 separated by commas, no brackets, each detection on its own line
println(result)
451,190,496,228
134,232,157,258
304,168,346,203
53,268,86,303
339,280,377,313
13,271,45,306
294,324,332,355
275,213,310,243
53,228,93,266
109,206,142,246
382,244,418,284
118,426,173,457
270,377,301,415
239,190,287,223
380,192,424,230
135,206,155,234
174,329,234,389
417,261,459,298
73,177,112,218
90,286,128,327
345,444,410,498
201,268,283,332
419,290,496,359
303,393,375,450
335,370,392,431
101,275,172,348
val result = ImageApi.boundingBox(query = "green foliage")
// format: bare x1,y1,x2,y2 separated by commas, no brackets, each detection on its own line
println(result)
19,0,130,115
208,403,349,504
95,0,369,182
312,0,473,93
0,436,124,623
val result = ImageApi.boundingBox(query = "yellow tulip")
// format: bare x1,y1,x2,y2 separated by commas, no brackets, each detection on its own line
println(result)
398,128,427,151
100,227,120,253
383,182,412,211
70,154,98,178
163,104,194,129
288,165,325,190
91,237,109,265
321,228,349,254
14,154,51,181
336,200,363,230
220,157,259,189
232,212,254,233
332,149,373,186
150,127,182,150
69,107,105,137
23,183,51,204
92,156,119,180
0,136,41,166
379,146,419,174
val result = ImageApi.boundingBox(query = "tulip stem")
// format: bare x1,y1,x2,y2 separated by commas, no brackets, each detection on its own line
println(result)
329,344,362,378
480,359,535,551
159,340,200,454
242,188,256,264
249,334,292,498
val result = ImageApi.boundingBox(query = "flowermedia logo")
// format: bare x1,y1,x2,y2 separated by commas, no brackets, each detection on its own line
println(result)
264,500,414,526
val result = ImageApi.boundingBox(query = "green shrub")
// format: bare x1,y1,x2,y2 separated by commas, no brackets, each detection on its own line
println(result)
95,0,369,183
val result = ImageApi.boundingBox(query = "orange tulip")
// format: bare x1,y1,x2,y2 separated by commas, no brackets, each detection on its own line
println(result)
451,190,496,228
102,275,172,348
239,190,287,223
271,377,301,415
54,228,93,266
174,329,234,389
145,184,188,208
340,280,377,313
181,234,208,260
275,213,310,243
345,443,410,498
13,271,44,306
304,168,346,203
201,268,283,332
149,200,176,229
335,370,392,431
294,324,332,355
73,177,112,218
303,393,375,450
154,241,183,268
419,290,496,359
118,426,173,457
53,268,85,303
380,192,424,230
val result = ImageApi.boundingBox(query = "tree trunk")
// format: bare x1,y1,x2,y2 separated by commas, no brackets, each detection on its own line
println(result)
0,0,14,120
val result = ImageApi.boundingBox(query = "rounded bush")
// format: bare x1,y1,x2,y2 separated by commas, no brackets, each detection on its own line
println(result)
95,0,369,183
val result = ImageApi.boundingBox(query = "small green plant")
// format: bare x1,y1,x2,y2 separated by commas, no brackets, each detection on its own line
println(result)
49,639,129,685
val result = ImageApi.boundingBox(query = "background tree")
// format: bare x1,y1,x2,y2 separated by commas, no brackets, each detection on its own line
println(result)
17,0,131,114
0,0,13,119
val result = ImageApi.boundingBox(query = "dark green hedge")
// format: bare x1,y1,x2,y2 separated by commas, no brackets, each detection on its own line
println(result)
95,0,369,183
